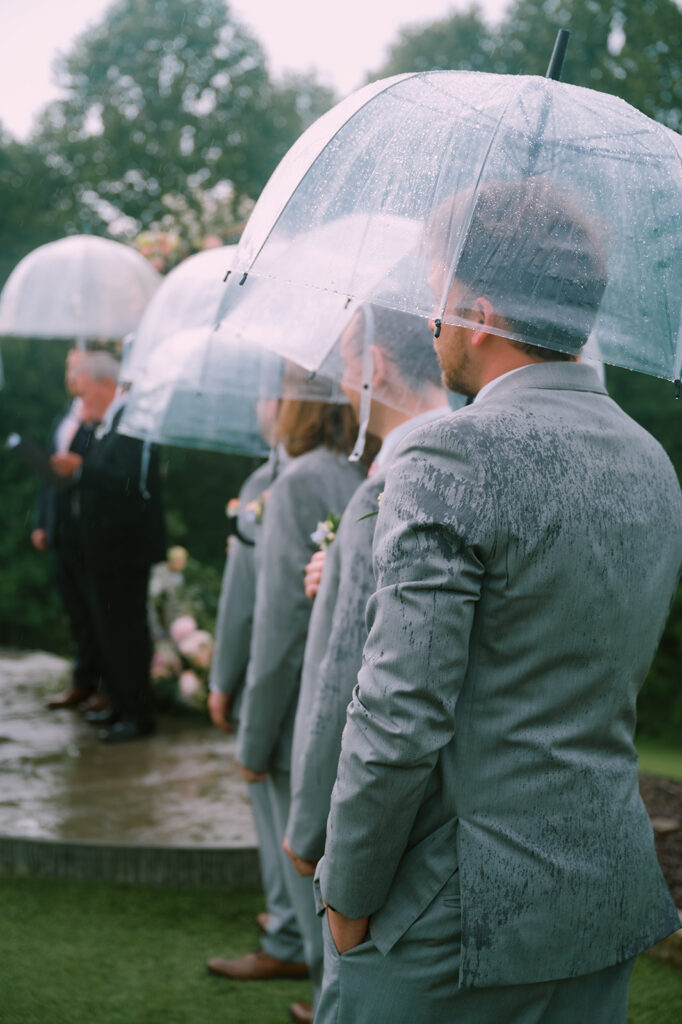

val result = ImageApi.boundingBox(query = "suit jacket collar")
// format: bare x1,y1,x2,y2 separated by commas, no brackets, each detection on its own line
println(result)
474,361,607,408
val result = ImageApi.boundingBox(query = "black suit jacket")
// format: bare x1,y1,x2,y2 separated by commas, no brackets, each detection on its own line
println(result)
36,407,95,551
77,406,166,575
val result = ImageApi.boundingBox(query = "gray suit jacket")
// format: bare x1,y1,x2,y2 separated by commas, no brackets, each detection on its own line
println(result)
209,459,276,716
288,471,386,861
319,362,682,988
237,446,364,774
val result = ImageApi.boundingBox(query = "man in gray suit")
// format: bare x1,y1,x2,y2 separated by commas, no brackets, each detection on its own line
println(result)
315,178,682,1023
207,435,308,978
284,304,453,873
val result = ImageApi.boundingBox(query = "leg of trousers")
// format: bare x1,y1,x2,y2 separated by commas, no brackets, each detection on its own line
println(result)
268,770,324,1004
249,778,305,963
316,868,636,1024
52,549,104,693
87,567,155,721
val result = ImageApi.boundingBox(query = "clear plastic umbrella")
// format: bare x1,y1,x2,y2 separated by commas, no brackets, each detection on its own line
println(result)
118,245,344,457
228,70,682,386
215,215,463,456
119,245,270,457
0,234,161,343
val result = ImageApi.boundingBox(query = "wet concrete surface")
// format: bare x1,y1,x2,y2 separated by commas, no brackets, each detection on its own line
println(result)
0,649,257,849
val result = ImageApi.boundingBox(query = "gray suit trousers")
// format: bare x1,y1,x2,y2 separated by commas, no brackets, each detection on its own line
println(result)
316,870,636,1024
249,778,304,963
268,769,324,999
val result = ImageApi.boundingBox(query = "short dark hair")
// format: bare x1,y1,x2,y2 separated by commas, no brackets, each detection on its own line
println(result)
348,304,442,389
428,177,608,355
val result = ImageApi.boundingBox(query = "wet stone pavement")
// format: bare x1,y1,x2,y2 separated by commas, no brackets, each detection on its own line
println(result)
0,649,259,885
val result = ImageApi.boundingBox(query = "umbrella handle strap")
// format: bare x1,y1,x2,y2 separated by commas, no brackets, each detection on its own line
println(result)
349,308,375,463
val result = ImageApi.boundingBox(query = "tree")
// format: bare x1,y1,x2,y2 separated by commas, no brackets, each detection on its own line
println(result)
370,5,496,78
497,0,682,130
0,129,73,286
32,0,335,237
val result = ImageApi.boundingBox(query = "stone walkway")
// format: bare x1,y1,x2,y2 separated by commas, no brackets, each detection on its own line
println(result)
0,649,259,884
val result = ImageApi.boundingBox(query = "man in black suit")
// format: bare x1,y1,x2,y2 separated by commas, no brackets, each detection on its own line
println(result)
34,349,105,711
51,352,166,742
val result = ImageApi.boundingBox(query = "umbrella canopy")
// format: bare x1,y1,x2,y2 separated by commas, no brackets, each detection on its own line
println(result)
119,244,269,457
230,70,682,384
121,245,234,385
0,234,161,342
119,325,273,458
118,244,344,457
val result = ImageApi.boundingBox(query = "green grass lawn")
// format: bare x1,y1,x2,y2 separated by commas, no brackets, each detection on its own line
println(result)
0,875,680,1023
636,737,682,782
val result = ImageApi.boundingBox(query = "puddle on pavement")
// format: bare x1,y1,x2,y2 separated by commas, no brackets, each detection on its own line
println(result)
0,650,257,847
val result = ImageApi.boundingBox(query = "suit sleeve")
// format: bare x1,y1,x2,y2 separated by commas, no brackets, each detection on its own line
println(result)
209,469,267,697
319,430,491,918
236,467,323,773
287,495,378,862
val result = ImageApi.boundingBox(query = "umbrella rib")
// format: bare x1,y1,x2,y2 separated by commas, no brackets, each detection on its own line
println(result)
437,79,525,326
244,73,422,274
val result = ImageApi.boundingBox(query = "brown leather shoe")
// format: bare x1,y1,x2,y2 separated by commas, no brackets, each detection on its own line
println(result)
289,1002,314,1024
257,912,270,932
45,687,91,710
79,693,111,714
206,950,309,981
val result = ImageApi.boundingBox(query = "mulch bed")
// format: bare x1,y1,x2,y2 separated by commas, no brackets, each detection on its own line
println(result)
639,773,682,909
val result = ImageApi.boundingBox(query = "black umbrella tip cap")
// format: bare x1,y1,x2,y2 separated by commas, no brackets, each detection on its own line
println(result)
546,29,571,81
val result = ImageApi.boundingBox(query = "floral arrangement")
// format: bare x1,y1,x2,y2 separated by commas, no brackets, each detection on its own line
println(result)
311,512,341,550
134,230,187,274
148,548,220,712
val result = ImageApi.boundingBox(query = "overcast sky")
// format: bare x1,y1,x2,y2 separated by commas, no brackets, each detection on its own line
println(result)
1,0,511,139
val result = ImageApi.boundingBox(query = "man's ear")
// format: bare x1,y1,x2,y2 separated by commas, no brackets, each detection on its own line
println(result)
371,345,390,387
470,297,495,348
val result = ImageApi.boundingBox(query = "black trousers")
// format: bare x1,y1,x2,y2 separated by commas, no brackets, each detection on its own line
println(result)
52,548,104,694
87,566,155,722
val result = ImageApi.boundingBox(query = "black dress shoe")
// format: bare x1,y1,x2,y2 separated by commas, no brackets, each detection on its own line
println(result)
85,707,119,725
99,718,156,743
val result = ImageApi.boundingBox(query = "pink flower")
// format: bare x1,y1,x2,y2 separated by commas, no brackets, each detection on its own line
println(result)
226,497,241,518
179,669,203,706
170,615,198,645
151,644,181,680
179,629,214,669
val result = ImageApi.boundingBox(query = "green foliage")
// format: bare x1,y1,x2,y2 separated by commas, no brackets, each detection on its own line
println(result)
606,368,682,744
375,5,497,77
0,339,73,652
30,0,335,237
636,736,682,782
373,0,682,130
0,130,75,288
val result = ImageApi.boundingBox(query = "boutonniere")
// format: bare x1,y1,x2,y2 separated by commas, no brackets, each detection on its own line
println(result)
244,490,269,524
311,512,341,550
225,497,241,519
358,491,383,522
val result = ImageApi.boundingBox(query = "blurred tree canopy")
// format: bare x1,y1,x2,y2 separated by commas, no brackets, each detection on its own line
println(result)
30,0,335,239
375,0,682,130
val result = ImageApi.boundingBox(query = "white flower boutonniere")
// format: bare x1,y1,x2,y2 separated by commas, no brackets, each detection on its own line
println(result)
311,512,341,550
358,491,383,522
